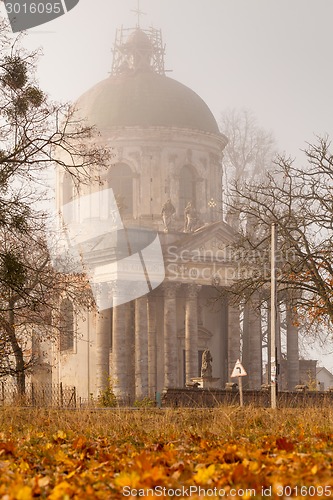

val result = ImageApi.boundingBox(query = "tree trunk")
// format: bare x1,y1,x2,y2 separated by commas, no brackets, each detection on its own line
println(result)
7,302,25,395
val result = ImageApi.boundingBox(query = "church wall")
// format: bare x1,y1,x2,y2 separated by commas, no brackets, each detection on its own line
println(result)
99,127,223,226
55,128,223,242
51,311,97,402
52,29,233,402
48,21,306,404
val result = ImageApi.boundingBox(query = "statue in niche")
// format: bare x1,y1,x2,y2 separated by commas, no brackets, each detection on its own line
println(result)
201,349,213,378
161,199,176,232
184,201,198,233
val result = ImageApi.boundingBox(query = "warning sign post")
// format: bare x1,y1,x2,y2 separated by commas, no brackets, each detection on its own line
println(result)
230,359,247,407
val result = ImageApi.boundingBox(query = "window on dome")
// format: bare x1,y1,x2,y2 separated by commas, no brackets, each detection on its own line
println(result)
179,165,196,215
107,163,133,216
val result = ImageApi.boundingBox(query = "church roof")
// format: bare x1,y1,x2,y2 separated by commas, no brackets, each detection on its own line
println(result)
75,27,220,135
76,72,220,134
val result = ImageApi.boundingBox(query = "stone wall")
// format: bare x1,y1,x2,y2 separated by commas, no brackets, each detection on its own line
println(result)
162,388,333,408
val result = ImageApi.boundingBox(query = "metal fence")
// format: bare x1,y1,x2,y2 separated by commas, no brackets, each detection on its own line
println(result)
0,381,77,408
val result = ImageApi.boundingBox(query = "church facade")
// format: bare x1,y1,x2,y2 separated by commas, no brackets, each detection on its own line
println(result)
50,25,300,403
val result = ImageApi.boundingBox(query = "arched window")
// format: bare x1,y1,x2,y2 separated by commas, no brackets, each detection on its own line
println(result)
107,163,133,216
59,299,74,352
179,165,196,214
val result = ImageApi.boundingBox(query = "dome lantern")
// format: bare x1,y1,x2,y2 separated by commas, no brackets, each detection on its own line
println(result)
76,24,224,135
112,26,166,76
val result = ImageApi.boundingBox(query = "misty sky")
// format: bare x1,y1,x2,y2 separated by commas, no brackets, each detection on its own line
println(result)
1,0,332,158
1,0,332,368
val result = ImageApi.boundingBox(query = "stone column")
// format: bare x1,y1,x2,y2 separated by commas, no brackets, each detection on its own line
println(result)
286,305,300,391
125,302,135,402
267,299,283,388
135,295,148,399
276,304,283,387
266,300,272,384
242,300,262,389
95,308,111,394
148,296,157,398
112,294,128,402
163,283,178,388
227,301,241,381
185,284,200,384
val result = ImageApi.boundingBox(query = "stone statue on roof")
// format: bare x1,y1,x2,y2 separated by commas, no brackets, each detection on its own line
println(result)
184,201,198,233
161,199,176,232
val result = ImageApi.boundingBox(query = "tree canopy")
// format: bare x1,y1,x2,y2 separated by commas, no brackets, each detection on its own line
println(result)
226,135,333,330
0,22,109,392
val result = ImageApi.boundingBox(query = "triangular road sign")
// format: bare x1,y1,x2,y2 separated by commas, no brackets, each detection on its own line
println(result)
231,359,247,378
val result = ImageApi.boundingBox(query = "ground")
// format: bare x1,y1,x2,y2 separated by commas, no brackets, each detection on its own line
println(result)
0,406,333,499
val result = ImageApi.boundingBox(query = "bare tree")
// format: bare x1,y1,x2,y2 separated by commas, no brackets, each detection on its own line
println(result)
220,108,276,233
0,21,110,232
220,108,276,184
226,136,333,329
0,22,109,393
0,225,94,394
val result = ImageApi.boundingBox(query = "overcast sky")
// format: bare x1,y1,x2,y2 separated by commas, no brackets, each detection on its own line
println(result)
1,0,332,158
1,0,333,368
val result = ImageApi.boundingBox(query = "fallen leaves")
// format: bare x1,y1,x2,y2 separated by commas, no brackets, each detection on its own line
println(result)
0,441,15,457
275,437,295,452
0,408,332,499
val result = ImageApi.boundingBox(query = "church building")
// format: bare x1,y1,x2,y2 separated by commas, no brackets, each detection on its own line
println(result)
51,23,300,403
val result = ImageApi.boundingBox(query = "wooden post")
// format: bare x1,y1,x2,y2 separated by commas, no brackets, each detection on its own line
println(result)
238,376,243,407
270,222,277,409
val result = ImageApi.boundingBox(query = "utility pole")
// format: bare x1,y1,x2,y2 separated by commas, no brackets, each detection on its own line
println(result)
270,222,278,409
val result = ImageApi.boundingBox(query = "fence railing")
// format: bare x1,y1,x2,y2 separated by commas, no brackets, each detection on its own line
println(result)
0,381,77,408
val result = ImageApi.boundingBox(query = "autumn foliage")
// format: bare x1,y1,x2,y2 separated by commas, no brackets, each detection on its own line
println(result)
0,407,333,498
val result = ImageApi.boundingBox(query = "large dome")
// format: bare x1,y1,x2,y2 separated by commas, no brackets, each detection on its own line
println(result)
75,71,220,135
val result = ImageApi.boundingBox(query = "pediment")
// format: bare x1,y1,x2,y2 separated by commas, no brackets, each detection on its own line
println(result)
163,221,237,263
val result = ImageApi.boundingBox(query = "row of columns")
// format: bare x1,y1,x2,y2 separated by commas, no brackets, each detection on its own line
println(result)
242,300,300,390
95,292,157,401
286,306,300,390
242,298,262,389
95,283,205,400
94,284,300,400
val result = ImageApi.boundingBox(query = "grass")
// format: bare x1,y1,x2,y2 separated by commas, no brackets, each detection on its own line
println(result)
0,406,333,498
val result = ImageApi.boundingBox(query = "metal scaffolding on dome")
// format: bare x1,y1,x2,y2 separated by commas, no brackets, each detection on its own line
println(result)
111,26,166,76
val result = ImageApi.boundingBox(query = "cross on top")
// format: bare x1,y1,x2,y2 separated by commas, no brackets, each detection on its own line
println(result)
131,0,146,27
